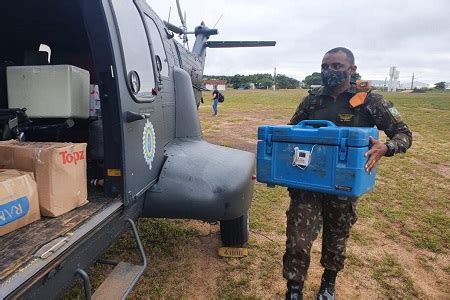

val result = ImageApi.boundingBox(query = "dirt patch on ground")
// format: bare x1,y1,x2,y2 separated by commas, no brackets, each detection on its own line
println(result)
420,108,447,112
409,157,450,179
200,110,285,154
347,222,449,299
436,164,450,179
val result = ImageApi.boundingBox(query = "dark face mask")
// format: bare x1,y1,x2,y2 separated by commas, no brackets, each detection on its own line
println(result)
321,69,349,90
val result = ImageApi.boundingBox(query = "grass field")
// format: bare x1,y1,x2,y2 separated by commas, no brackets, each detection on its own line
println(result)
67,89,449,299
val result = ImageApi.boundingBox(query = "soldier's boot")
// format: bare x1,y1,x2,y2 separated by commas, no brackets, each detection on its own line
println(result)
285,280,303,300
316,269,337,300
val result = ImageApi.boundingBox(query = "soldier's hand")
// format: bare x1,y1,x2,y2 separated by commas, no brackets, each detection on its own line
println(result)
365,136,388,172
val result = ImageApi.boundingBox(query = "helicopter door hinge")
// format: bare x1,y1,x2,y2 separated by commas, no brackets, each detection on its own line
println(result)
126,191,137,206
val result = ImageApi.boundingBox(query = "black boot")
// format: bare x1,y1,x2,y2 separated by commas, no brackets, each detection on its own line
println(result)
316,269,337,300
286,280,303,300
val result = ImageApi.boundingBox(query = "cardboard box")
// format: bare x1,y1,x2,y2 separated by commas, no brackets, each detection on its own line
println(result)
0,141,88,217
0,169,40,236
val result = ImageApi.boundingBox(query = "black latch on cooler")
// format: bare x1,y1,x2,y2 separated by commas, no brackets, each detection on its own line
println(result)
265,134,273,154
339,138,348,161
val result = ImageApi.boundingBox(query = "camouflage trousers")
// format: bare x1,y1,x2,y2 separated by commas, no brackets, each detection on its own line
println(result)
283,189,358,283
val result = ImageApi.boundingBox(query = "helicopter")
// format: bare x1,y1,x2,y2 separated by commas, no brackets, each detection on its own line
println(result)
0,0,275,298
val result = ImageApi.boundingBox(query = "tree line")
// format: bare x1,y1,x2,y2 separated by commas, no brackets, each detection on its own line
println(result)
303,72,362,88
204,72,361,89
204,73,300,89
205,73,448,90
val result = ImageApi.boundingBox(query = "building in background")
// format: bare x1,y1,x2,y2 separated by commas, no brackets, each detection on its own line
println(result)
399,81,431,90
203,79,227,91
369,80,431,90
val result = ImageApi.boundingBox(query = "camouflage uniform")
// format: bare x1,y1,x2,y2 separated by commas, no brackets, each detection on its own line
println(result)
283,85,412,283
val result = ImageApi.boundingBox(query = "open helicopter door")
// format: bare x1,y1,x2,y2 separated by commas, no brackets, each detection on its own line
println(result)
106,0,165,205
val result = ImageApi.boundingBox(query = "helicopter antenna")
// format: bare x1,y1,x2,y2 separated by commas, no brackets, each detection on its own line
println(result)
167,6,172,23
213,14,223,29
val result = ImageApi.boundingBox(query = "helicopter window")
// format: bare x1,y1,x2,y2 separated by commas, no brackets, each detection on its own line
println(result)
110,0,156,100
144,16,169,77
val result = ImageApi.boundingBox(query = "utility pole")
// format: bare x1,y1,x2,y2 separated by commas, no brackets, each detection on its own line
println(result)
388,67,395,92
393,70,400,92
411,72,415,90
273,67,277,91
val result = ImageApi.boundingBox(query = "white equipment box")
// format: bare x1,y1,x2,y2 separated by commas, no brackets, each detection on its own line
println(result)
7,65,90,118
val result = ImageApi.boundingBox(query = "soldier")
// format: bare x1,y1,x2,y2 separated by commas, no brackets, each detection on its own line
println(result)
284,47,412,300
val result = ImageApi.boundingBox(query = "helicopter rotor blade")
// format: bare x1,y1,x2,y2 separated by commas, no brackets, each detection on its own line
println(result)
183,10,188,47
206,41,276,48
176,0,185,27
163,21,183,35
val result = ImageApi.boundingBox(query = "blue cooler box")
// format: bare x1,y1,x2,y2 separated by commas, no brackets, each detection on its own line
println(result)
256,120,379,197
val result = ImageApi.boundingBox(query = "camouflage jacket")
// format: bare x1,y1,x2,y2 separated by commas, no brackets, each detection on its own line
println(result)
289,86,412,156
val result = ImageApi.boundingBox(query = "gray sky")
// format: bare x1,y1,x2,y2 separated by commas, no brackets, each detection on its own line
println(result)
148,0,450,85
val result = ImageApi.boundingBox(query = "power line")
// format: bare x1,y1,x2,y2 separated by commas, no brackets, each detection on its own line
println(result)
273,67,277,91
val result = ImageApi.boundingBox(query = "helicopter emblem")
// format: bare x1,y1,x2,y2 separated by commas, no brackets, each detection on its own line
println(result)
142,120,156,170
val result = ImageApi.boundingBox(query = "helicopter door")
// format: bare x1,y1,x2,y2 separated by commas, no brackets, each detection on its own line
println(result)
107,0,165,205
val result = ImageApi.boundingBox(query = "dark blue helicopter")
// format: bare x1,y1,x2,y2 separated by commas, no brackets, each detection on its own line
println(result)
0,0,275,298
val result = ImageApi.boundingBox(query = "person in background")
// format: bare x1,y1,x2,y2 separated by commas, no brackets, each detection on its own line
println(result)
284,47,412,300
212,89,219,116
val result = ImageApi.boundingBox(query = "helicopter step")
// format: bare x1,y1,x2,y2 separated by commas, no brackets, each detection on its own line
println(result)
91,219,147,300
92,262,142,300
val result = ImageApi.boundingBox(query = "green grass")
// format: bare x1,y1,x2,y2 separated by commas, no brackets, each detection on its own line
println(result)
350,227,374,246
205,89,450,254
65,89,449,298
372,254,418,298
137,219,200,254
217,277,254,299
250,185,289,233
201,89,450,297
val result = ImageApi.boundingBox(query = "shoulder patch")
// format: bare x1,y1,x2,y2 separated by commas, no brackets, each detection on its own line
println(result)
388,106,402,122
388,106,400,117
349,92,368,108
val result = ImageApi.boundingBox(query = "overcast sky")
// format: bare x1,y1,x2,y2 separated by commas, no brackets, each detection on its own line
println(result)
148,0,450,85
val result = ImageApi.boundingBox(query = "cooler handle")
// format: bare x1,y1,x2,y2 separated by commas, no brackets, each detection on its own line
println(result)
295,120,337,128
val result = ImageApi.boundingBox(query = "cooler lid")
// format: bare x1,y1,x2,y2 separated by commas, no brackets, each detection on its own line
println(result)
258,120,379,147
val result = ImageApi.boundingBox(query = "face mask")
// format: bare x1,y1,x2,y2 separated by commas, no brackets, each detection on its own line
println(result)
321,69,349,90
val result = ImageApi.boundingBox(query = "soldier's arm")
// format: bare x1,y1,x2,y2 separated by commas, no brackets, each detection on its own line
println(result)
289,96,311,125
365,94,412,157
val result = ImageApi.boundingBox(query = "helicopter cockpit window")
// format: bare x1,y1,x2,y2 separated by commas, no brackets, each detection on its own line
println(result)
144,16,169,77
110,0,156,101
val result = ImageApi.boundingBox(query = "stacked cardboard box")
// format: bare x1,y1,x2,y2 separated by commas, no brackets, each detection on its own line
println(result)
0,169,40,236
0,141,88,217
